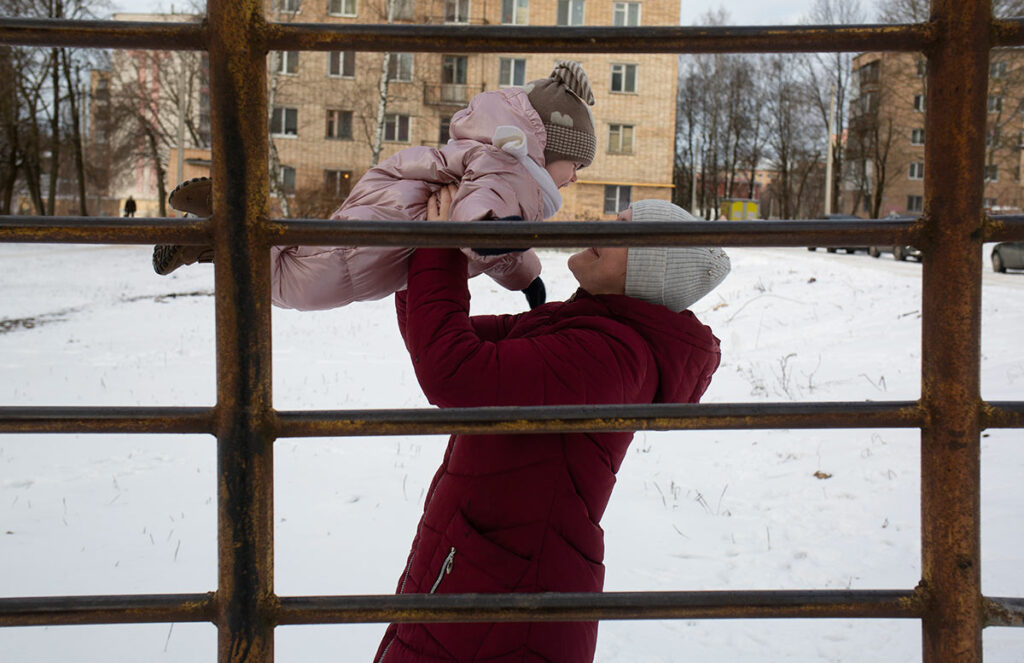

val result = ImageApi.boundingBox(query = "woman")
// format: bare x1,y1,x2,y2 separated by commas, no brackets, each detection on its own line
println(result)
376,189,730,662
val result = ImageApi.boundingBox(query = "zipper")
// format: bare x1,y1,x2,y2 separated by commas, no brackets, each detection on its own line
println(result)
429,547,457,594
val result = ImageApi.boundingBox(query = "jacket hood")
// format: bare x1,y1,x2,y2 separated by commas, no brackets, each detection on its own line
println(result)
449,88,549,167
569,289,721,404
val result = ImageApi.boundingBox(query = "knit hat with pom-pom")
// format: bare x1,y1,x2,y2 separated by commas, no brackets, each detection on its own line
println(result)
523,61,596,168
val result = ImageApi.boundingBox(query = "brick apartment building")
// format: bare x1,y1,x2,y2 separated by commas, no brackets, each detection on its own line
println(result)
842,49,1024,218
106,0,679,219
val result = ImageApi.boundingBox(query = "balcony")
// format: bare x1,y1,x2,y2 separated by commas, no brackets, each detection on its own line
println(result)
423,82,485,107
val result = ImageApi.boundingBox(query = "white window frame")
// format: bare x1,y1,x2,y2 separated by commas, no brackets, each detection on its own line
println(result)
990,60,1007,79
325,109,353,139
328,50,355,78
907,195,923,212
392,0,414,20
557,0,584,26
610,63,637,93
909,161,924,180
911,128,925,145
612,1,640,26
604,185,632,214
328,0,357,16
274,51,299,75
384,113,411,142
608,123,634,154
388,53,414,82
501,0,528,24
988,95,1003,113
914,94,925,112
270,107,298,137
279,0,301,13
324,169,353,197
278,165,296,194
498,57,527,87
444,0,470,23
985,164,999,182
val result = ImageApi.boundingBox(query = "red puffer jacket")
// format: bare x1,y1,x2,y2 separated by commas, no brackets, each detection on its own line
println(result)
375,248,721,663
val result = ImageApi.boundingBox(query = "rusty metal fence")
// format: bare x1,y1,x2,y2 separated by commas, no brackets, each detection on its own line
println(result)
2,0,1024,661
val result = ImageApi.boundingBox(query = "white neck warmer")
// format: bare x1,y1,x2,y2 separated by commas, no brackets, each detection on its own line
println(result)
491,125,562,219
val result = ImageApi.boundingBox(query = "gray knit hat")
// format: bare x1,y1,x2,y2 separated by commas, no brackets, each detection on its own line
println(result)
625,199,731,312
523,61,597,167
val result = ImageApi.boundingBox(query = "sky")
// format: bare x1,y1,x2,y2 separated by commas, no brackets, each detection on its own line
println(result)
107,0,828,25
2,242,1023,662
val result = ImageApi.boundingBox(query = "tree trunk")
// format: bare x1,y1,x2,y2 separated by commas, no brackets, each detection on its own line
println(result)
61,49,88,215
47,46,60,215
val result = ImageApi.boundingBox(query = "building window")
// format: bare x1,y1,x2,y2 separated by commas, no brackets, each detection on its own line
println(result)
279,0,301,12
911,128,925,145
859,60,879,85
557,0,584,25
612,1,640,25
439,116,451,143
907,195,923,212
913,94,925,112
501,0,528,24
328,50,355,77
608,123,634,153
985,164,999,181
442,55,467,84
610,63,637,93
278,165,296,194
388,53,414,81
274,51,299,75
909,162,924,180
328,0,357,15
499,57,526,86
270,107,298,136
392,0,414,19
986,128,1001,147
988,95,1003,113
384,113,411,142
604,185,631,214
983,197,998,209
916,59,926,77
990,60,1007,79
324,169,353,197
444,0,469,22
326,109,353,139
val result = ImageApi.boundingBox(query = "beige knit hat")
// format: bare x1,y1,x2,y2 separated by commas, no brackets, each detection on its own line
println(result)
625,200,731,312
523,61,596,167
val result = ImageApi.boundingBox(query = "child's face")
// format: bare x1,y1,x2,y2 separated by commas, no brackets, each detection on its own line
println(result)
545,160,581,189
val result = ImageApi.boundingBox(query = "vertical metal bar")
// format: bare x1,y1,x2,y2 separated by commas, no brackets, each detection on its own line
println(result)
207,0,275,661
921,0,988,661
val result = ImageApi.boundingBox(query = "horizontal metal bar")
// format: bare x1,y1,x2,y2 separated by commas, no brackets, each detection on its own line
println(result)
0,18,206,50
0,216,209,245
983,402,1024,429
0,407,214,434
268,219,927,249
0,402,925,436
277,589,923,624
988,215,1024,241
268,22,934,54
0,593,214,627
5,216,1022,247
275,402,926,437
985,597,1024,627
993,18,1024,47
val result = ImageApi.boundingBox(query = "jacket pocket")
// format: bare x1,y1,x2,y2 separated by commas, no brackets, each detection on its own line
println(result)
438,509,532,594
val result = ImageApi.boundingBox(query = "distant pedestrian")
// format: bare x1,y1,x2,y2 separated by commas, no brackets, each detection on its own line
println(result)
123,196,137,218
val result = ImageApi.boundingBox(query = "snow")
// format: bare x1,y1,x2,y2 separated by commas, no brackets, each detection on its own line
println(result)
1,243,1022,661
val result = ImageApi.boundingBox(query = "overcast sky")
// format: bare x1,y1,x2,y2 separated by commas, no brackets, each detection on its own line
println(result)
108,0,830,25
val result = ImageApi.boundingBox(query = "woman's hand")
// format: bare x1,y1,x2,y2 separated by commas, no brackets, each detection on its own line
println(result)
427,184,458,221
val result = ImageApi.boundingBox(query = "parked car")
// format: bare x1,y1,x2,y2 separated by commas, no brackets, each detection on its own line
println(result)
991,241,1024,272
807,214,868,253
868,244,922,261
869,212,922,261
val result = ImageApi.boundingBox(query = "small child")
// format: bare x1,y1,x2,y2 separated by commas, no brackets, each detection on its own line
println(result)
153,61,597,311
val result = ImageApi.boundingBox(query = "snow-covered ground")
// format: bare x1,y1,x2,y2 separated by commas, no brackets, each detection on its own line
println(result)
1,243,1022,662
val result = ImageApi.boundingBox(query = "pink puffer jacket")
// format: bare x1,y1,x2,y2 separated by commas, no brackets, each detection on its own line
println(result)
271,88,548,311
